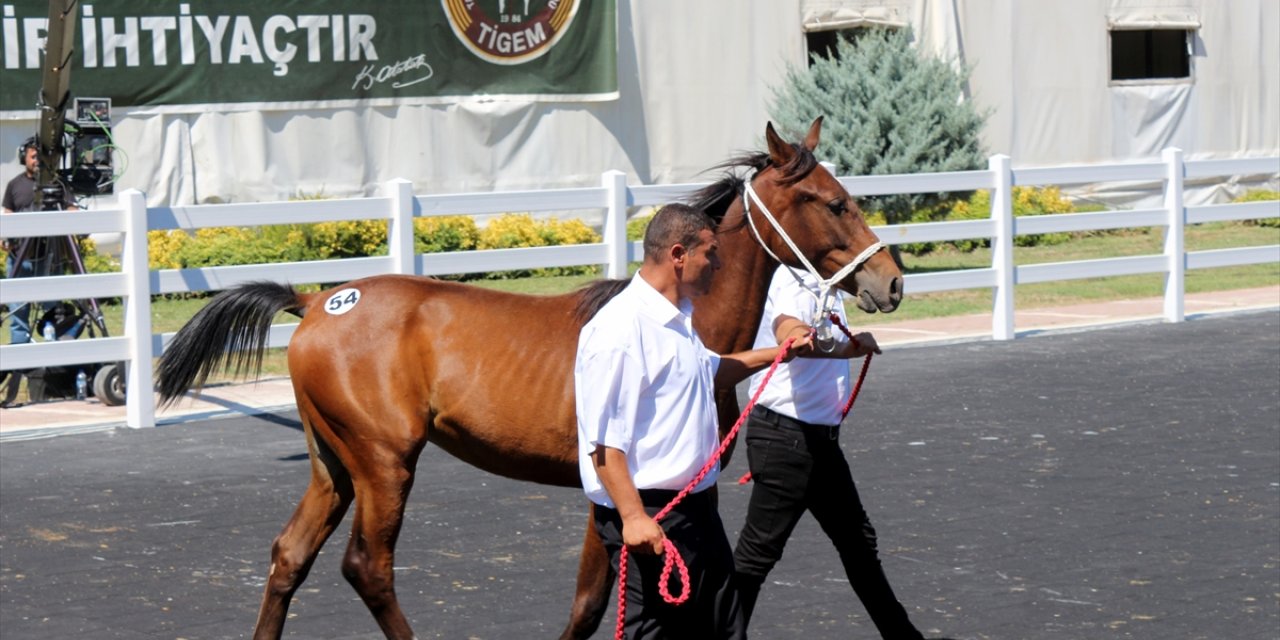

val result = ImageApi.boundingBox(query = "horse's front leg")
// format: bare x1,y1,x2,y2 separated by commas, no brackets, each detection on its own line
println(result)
559,503,614,640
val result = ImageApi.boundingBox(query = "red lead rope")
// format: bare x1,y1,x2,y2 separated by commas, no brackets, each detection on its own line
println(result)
613,316,874,639
738,313,872,485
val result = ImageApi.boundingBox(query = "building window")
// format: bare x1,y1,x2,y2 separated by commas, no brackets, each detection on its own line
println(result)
801,2,908,66
806,27,889,65
1110,29,1191,81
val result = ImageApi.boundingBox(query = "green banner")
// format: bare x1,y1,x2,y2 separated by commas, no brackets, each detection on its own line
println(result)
0,0,617,112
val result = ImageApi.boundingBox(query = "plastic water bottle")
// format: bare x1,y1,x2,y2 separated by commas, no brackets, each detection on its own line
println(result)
42,322,56,342
76,370,88,400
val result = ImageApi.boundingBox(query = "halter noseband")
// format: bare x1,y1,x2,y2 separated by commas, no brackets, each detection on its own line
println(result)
743,180,884,320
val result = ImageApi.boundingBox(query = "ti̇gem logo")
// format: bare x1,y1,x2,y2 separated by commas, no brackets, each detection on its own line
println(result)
442,0,580,65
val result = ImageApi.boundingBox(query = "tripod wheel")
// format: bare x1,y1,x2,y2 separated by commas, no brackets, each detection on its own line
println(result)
93,363,126,406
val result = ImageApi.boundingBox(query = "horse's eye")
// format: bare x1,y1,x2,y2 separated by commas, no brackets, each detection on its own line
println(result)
826,200,846,217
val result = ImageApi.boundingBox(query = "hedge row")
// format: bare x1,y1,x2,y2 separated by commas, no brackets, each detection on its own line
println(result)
144,213,601,281
1237,189,1280,228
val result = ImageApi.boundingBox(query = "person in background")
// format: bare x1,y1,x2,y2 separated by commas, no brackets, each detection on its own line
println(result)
2,137,78,345
733,265,951,639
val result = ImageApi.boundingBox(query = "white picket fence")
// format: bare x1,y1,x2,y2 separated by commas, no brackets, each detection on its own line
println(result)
1,149,1277,428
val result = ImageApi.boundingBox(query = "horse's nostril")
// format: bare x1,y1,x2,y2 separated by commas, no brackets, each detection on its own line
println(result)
890,276,902,298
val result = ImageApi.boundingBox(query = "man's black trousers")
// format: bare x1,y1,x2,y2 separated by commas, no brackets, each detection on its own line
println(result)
732,405,923,639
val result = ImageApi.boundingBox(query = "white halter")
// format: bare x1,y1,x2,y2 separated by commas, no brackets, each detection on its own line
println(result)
743,181,884,348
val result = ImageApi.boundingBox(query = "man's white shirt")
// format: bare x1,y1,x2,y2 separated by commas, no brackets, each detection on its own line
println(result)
575,274,722,508
748,267,851,427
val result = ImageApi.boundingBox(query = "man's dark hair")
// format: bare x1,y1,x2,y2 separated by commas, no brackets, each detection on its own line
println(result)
17,136,37,163
642,203,715,262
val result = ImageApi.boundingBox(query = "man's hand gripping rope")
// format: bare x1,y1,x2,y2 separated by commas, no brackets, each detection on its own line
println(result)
613,334,812,640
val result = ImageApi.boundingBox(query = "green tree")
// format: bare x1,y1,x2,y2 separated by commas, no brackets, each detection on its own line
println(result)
770,27,989,259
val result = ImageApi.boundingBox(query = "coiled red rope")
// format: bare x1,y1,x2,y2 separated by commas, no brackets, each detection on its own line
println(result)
612,318,874,639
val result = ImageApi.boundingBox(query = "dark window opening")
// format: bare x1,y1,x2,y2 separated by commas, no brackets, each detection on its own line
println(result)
1111,29,1191,81
805,27,884,65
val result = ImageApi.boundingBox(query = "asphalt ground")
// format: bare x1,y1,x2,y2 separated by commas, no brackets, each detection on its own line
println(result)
1,310,1277,639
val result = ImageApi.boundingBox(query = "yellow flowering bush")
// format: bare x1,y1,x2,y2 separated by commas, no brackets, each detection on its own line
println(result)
476,213,602,278
308,220,388,258
478,213,550,249
904,186,1078,253
415,216,479,253
135,208,600,282
148,230,190,269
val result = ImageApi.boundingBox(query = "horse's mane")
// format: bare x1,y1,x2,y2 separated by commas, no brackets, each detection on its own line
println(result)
684,143,819,230
573,278,630,324
572,142,818,324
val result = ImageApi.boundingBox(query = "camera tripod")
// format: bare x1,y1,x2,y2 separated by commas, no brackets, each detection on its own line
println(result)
1,226,125,407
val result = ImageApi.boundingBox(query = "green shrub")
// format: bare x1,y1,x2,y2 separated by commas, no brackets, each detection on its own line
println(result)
78,236,119,274
769,27,988,229
1236,189,1280,228
627,212,654,241
167,227,285,266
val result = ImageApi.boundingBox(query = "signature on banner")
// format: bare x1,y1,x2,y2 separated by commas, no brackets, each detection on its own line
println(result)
352,54,434,91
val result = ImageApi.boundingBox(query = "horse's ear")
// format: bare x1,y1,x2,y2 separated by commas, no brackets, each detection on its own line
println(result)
765,121,795,166
803,116,824,152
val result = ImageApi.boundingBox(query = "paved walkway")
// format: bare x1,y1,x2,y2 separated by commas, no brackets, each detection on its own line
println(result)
0,285,1276,440
1,309,1276,639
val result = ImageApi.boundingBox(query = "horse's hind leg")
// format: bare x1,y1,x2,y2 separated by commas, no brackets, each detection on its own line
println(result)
559,504,615,640
341,451,422,639
254,426,354,640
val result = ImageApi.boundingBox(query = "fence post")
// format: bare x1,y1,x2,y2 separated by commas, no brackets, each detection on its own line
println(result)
989,154,1015,340
1162,148,1185,322
121,189,155,428
602,170,629,278
386,178,416,275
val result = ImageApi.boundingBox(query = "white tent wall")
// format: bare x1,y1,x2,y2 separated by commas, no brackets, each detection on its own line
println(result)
0,0,1275,209
978,0,1280,166
970,0,1280,206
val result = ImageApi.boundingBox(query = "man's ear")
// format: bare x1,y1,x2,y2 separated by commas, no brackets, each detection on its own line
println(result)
670,243,687,267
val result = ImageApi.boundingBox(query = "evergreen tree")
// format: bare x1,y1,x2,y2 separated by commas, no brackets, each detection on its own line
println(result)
770,28,988,232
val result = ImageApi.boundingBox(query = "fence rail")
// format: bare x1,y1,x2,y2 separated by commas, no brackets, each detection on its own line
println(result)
1,150,1277,427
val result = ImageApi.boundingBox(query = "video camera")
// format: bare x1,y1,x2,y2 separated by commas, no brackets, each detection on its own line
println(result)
20,96,115,199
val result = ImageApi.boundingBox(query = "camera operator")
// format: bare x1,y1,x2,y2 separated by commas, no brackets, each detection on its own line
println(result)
2,137,78,345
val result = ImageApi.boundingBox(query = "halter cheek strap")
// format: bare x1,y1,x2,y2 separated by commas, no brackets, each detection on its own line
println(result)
743,181,884,314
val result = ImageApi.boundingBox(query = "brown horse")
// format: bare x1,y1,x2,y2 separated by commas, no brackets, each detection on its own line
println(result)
156,117,902,640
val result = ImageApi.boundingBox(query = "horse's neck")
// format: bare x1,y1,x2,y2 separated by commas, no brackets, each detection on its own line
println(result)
694,201,776,354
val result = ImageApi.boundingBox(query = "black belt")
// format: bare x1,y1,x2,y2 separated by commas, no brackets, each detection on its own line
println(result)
596,488,711,512
750,405,840,440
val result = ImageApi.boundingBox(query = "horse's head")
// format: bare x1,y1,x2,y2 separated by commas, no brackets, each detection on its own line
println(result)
741,117,902,313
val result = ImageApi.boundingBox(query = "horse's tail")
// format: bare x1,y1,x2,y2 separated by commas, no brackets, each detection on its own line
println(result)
156,281,305,407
